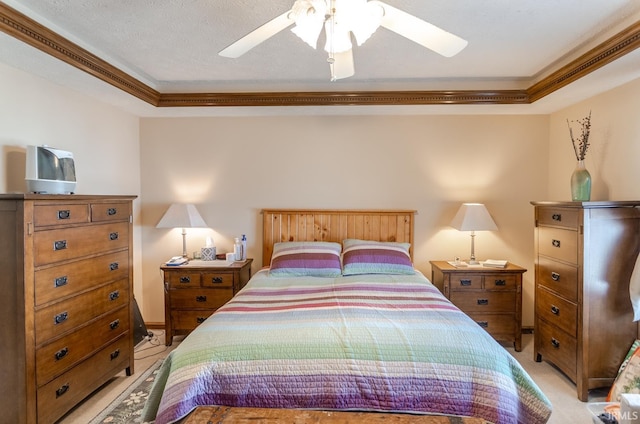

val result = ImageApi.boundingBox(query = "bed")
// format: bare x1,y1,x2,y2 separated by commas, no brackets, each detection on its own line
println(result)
142,209,552,424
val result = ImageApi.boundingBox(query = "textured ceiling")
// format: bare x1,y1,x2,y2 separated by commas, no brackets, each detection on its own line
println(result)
1,0,640,116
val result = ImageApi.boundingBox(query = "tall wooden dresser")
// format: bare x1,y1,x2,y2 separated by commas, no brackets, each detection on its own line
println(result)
0,194,136,423
531,201,640,401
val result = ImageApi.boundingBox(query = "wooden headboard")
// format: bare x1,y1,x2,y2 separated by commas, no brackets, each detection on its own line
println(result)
262,209,416,265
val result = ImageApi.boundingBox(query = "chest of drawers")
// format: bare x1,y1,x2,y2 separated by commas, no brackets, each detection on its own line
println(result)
430,260,526,351
162,259,252,345
0,194,136,423
532,201,640,401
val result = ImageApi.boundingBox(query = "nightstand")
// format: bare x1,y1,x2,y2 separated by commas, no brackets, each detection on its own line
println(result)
161,259,253,345
430,260,526,351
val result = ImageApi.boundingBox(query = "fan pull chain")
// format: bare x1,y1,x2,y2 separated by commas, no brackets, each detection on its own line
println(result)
327,0,336,81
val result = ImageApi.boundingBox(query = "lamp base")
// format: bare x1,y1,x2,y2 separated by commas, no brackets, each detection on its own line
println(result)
467,259,480,265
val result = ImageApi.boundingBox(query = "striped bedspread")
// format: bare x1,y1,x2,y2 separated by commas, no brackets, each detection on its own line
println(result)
142,270,551,424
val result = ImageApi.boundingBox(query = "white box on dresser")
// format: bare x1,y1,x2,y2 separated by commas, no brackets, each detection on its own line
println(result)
0,194,136,423
531,200,640,402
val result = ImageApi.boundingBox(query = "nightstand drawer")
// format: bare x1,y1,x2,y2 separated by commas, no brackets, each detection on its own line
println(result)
483,274,517,290
536,318,577,380
449,274,482,290
450,291,515,313
467,313,516,337
170,288,233,309
538,227,578,264
536,286,577,337
166,271,202,288
538,256,578,302
171,309,216,331
202,272,234,288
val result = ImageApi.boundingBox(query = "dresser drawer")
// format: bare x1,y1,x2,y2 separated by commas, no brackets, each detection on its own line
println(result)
536,318,577,380
34,203,89,227
35,250,129,306
36,306,129,385
450,291,515,313
34,222,129,266
448,274,482,290
35,279,129,344
537,207,579,229
537,256,578,302
166,270,202,288
467,312,516,337
37,335,130,424
483,273,518,290
202,272,234,288
538,226,578,264
170,288,233,310
171,309,216,331
91,201,131,222
536,286,577,337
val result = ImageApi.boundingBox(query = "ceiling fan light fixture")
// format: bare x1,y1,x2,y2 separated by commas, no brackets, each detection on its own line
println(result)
290,0,326,48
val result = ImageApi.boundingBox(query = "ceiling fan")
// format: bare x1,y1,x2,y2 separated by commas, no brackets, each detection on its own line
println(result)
219,0,468,81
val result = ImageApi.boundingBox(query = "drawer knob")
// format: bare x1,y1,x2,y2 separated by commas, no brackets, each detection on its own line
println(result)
107,208,117,216
210,277,224,284
110,262,119,271
57,210,71,220
477,321,489,328
54,276,68,288
56,383,70,398
460,279,472,286
494,279,506,286
552,239,561,248
477,299,489,306
180,276,191,283
196,317,207,324
54,347,69,361
110,319,120,330
551,272,560,281
53,240,67,251
551,305,560,315
109,232,119,241
196,295,207,302
109,290,120,301
552,213,562,222
551,338,560,349
110,349,120,360
54,311,68,324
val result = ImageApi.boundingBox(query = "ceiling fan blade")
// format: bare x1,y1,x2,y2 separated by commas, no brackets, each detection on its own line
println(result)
330,49,355,80
372,1,467,57
219,11,294,58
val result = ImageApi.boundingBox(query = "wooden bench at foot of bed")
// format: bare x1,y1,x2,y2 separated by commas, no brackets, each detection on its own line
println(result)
183,406,493,423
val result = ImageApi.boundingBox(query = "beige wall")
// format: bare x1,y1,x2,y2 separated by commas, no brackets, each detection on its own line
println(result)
0,62,144,303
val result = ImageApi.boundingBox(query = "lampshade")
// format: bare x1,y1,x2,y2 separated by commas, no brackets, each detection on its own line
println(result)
450,203,498,232
157,203,208,258
450,203,497,264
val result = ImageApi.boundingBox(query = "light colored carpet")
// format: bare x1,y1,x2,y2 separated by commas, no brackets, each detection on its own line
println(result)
58,331,605,423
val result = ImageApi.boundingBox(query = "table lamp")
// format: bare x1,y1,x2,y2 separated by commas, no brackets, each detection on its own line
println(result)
156,203,208,258
450,203,497,264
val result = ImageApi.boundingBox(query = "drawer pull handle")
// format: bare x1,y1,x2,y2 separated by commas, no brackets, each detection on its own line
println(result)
477,321,489,328
56,383,70,398
552,239,561,248
109,232,119,241
107,208,117,216
494,279,506,286
109,290,120,301
552,213,562,221
551,338,560,349
53,240,67,251
54,276,68,288
477,299,489,305
110,349,120,360
210,277,224,284
54,347,69,361
57,210,71,220
110,262,119,271
54,311,68,324
196,317,207,324
551,272,560,281
551,305,560,315
110,319,120,330
180,276,191,283
196,295,207,302
460,279,472,286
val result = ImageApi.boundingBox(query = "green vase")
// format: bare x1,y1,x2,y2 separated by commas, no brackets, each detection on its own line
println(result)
571,160,591,201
